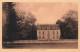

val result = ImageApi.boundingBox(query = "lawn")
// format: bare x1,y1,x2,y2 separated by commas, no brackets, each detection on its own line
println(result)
3,39,78,49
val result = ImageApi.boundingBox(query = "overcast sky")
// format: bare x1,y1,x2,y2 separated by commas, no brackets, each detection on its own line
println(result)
15,2,78,24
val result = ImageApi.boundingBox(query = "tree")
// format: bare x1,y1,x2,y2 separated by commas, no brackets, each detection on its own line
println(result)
26,12,37,40
56,10,78,39
2,2,19,41
3,2,37,41
17,11,37,40
2,2,9,42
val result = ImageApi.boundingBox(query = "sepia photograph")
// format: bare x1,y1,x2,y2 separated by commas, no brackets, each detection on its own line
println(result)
2,2,78,49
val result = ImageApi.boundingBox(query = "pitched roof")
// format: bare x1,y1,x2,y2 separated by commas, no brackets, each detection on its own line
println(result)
37,24,60,30
39,24,58,27
37,24,59,27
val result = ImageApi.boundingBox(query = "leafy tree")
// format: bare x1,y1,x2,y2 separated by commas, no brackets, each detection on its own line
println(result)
3,2,37,41
17,12,37,40
56,10,78,39
26,12,37,40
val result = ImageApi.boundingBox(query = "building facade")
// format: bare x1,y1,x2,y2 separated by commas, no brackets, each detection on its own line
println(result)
37,24,61,40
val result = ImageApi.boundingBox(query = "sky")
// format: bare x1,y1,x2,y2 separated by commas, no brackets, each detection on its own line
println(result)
15,2,78,24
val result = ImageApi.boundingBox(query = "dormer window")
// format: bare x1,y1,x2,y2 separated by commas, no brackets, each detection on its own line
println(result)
38,27,40,30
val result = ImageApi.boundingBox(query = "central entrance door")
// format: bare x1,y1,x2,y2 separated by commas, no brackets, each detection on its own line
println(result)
47,30,54,40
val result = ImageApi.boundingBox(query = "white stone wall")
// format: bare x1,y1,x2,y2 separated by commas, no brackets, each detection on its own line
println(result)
37,30,61,40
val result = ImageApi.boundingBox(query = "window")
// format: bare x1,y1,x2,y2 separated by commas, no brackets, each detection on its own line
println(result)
39,36,41,39
48,27,50,30
55,27,57,29
43,31,44,35
53,36,55,39
41,27,42,30
53,31,54,35
56,27,58,29
47,27,50,30
45,27,47,30
51,27,52,29
43,35,44,39
53,31,54,39
57,27,58,29
57,31,58,35
38,27,41,30
42,27,44,30
43,31,44,39
54,27,55,29
57,36,58,39
53,27,54,29
57,31,58,39
38,28,40,30
39,31,41,35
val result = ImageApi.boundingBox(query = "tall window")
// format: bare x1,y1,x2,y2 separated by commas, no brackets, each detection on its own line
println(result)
57,31,58,35
53,31,55,39
53,31,54,35
57,36,58,39
39,36,41,39
57,31,58,39
43,31,44,39
41,27,42,30
53,36,55,39
43,36,44,39
39,31,41,35
39,31,41,39
52,27,55,29
43,31,44,35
